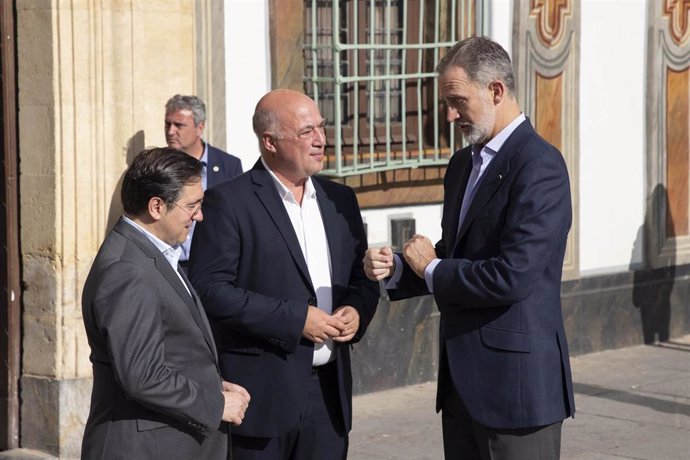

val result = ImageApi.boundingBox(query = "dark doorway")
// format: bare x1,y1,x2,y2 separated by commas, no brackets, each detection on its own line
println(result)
0,0,21,451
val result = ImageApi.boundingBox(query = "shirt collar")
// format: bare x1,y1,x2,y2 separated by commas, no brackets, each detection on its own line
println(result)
122,215,182,267
200,142,208,165
260,156,316,202
484,112,526,154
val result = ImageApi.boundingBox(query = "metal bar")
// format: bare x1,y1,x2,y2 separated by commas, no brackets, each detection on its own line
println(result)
310,41,457,51
368,0,375,166
333,1,343,175
432,0,441,159
384,0,392,164
353,0,360,169
310,0,319,102
322,154,453,177
401,0,409,161
446,1,455,155
306,71,439,84
416,0,425,160
450,0,457,42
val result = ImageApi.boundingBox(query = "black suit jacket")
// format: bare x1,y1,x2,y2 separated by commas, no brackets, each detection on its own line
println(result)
391,119,576,429
206,143,243,188
189,160,379,437
81,218,227,459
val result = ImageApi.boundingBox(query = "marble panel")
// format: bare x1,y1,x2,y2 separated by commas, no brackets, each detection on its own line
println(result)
352,292,439,395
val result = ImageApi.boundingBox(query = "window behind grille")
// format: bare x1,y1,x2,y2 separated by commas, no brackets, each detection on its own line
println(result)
303,0,484,177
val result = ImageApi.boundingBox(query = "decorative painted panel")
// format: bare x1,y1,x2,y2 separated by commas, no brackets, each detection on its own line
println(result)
665,68,689,238
647,0,690,267
513,0,580,279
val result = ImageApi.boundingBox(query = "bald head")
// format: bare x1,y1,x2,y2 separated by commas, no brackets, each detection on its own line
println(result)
252,89,316,142
251,89,326,186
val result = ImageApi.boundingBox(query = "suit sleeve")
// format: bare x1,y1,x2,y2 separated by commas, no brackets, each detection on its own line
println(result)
92,261,224,433
432,149,571,308
188,186,308,353
338,187,379,342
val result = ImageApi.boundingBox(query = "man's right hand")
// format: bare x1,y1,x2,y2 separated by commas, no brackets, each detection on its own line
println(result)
221,382,250,426
363,246,395,281
303,306,345,343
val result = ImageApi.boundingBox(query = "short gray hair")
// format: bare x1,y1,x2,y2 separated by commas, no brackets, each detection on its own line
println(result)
252,103,282,140
165,94,207,126
436,36,516,94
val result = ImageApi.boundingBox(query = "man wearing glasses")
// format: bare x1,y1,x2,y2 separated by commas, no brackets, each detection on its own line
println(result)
81,147,250,460
189,90,379,459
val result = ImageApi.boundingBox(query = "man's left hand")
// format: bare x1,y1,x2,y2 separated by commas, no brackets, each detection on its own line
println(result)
331,305,360,342
403,234,436,279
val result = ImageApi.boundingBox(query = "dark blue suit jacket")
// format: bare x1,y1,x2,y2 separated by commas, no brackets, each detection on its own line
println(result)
206,143,243,188
188,160,379,437
391,119,575,429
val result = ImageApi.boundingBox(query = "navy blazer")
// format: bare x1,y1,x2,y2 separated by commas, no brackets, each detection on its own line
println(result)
391,119,575,429
206,143,243,188
188,160,379,437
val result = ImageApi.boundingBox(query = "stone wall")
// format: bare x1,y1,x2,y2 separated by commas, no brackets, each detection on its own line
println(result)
16,1,196,457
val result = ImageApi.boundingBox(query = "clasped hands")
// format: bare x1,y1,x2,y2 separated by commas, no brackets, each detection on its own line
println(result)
363,234,436,281
221,381,250,426
303,305,360,344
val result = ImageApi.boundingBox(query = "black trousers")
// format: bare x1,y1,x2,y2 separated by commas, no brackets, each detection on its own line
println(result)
231,360,347,460
439,356,562,460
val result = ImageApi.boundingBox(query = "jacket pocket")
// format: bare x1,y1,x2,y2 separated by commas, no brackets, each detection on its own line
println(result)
480,325,530,353
136,419,169,432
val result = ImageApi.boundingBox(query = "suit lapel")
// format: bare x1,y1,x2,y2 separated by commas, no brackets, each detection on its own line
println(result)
114,219,219,360
452,120,533,253
206,147,221,189
313,178,342,286
177,267,219,361
250,163,314,291
444,149,473,252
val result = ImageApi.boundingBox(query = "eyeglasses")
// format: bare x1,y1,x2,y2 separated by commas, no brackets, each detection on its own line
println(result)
171,200,203,219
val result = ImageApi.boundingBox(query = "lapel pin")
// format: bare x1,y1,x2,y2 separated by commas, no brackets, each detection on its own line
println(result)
213,165,220,172
498,174,503,180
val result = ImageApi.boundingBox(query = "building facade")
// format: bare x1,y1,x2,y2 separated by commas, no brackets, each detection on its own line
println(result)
1,0,689,457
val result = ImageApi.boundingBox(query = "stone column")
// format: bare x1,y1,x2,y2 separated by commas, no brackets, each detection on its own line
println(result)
16,1,196,457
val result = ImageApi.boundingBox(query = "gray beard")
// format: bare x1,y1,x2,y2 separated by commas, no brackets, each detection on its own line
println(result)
462,125,489,145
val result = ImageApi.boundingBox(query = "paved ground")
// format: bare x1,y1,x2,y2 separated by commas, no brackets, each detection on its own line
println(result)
349,336,690,460
2,337,689,459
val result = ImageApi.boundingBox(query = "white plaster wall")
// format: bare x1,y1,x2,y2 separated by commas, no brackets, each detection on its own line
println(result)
488,0,512,53
489,0,647,275
579,0,646,274
362,205,443,248
224,0,270,170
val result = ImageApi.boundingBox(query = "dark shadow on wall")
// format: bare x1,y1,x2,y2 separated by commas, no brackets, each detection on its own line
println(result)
105,131,146,237
631,184,674,344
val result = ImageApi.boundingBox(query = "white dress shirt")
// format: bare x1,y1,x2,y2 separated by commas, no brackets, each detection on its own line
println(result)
122,215,191,296
261,158,334,366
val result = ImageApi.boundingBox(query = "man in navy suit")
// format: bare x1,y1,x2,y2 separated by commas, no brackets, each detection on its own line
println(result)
188,89,379,460
164,94,243,269
364,37,575,459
